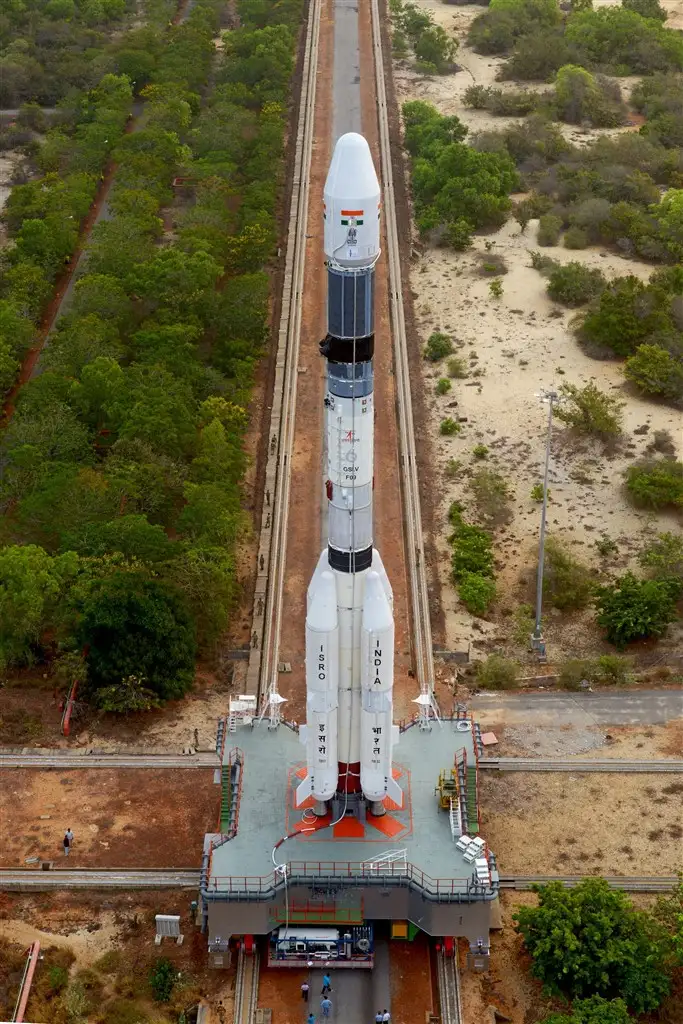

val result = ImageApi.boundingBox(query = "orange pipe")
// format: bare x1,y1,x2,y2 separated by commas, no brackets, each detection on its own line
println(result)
15,940,40,1022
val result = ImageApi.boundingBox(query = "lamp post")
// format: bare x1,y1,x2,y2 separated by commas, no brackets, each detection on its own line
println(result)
531,389,560,656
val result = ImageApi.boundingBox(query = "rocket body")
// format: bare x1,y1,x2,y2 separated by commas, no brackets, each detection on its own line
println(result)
298,133,399,816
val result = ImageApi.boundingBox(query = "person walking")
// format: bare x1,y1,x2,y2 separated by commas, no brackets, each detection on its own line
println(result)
307,1015,316,1024
63,828,74,856
301,981,310,1002
321,973,332,996
375,1012,383,1024
321,997,332,1018
382,1011,391,1023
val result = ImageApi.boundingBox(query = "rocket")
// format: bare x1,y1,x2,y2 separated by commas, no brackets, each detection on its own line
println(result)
296,133,401,818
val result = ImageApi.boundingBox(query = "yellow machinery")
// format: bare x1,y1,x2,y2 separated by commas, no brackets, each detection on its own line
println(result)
436,767,458,810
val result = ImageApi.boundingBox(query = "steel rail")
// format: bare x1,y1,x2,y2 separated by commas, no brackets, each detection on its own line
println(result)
436,948,462,1024
370,0,434,702
1,869,678,893
246,0,322,701
479,758,683,773
0,752,219,769
500,876,680,892
234,946,246,1024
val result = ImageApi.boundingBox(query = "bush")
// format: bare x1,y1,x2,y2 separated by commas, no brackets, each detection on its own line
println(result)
623,0,667,22
424,331,454,361
625,458,683,509
440,417,461,435
553,65,627,128
469,468,514,528
563,6,683,75
559,655,632,688
501,27,571,81
537,214,563,246
530,483,546,501
624,344,683,402
447,356,468,378
435,377,452,395
476,654,518,689
450,516,495,580
472,443,489,459
48,966,69,993
547,262,606,306
596,573,682,648
489,278,504,298
445,457,462,478
638,531,683,578
477,252,508,275
458,572,497,615
543,536,594,610
149,957,176,1002
555,381,624,440
579,276,674,358
563,225,588,249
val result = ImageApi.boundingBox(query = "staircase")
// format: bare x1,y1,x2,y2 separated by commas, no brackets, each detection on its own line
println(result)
466,765,479,834
220,765,232,832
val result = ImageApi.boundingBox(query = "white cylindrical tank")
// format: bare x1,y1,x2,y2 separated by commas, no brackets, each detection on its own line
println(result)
324,133,381,269
360,571,395,807
335,570,364,793
304,571,340,802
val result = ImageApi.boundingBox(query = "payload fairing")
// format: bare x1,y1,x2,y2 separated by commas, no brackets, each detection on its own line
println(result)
297,133,401,818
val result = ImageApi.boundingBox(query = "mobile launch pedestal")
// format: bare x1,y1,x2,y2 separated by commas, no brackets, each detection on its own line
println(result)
201,136,498,968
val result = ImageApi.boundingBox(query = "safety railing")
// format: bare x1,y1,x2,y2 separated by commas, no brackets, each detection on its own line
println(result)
204,859,498,902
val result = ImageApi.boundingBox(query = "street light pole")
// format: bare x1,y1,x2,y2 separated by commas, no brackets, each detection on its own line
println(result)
531,389,559,655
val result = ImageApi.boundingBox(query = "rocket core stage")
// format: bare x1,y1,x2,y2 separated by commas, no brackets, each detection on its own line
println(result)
296,133,401,819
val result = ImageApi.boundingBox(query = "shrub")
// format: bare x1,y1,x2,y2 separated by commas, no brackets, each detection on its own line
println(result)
489,278,504,298
559,655,632,688
554,65,627,127
450,516,495,580
624,344,683,402
623,0,667,22
459,572,497,615
563,7,683,75
529,250,559,275
638,531,683,578
555,381,624,440
440,417,461,435
530,483,546,501
625,458,683,509
477,252,508,275
446,356,468,378
102,999,150,1024
596,534,618,556
476,654,518,689
48,966,69,993
445,457,462,478
501,27,571,82
543,536,594,610
149,957,175,1002
472,443,489,459
424,331,453,361
537,214,562,246
469,468,514,528
435,377,452,395
563,225,588,249
596,573,682,648
579,276,674,358
547,262,606,306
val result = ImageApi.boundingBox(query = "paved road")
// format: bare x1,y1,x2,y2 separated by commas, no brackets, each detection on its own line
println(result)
472,689,683,726
307,943,390,1024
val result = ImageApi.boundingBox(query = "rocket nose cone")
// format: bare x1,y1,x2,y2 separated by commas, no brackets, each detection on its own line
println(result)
362,571,393,631
325,132,380,198
307,570,338,631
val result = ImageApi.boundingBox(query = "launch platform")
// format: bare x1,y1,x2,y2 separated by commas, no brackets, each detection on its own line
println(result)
201,716,499,958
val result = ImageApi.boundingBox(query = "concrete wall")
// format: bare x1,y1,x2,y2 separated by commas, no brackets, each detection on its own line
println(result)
205,883,493,944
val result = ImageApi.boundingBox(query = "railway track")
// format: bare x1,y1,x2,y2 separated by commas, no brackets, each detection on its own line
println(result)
0,752,219,769
500,876,680,892
480,758,683,773
436,948,462,1024
245,0,322,701
370,0,435,703
1,869,678,892
233,946,260,1024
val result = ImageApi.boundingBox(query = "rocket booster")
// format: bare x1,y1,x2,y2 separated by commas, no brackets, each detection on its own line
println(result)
297,133,400,817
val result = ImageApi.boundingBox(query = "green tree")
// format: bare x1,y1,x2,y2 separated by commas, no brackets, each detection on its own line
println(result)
579,276,673,357
458,572,496,615
79,573,196,703
555,381,624,440
624,343,683,401
63,515,176,563
130,247,221,316
540,997,633,1024
547,262,606,306
595,572,682,647
95,674,162,713
514,878,671,1013
0,545,76,670
68,356,127,432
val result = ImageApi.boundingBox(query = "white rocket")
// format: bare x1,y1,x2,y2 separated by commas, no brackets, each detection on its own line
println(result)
296,134,401,817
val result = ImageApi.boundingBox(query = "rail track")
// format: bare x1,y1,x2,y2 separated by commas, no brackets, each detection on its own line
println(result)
370,0,434,701
245,0,321,702
1,869,678,892
480,758,683,773
233,946,260,1024
0,752,219,769
436,948,463,1024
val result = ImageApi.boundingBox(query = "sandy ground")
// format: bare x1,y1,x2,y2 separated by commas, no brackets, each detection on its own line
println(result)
477,718,683,758
392,0,683,664
480,771,683,874
0,890,234,1023
0,768,219,868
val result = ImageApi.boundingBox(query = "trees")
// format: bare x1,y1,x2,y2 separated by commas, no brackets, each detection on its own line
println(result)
624,344,683,402
514,878,672,1013
0,545,76,670
554,382,624,441
579,276,678,357
79,573,197,703
539,997,633,1024
595,573,682,647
